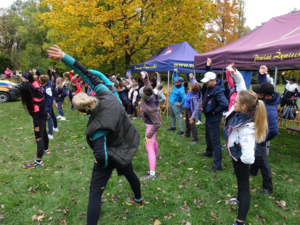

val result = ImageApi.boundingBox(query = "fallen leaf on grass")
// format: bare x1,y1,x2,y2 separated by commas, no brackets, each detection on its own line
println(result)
48,217,52,221
164,216,172,220
179,185,185,189
79,213,85,219
0,204,4,209
0,215,4,221
181,201,189,210
37,215,44,222
32,215,38,221
187,168,193,170
122,216,127,220
123,209,129,214
210,210,217,220
185,222,191,225
37,209,43,215
217,200,222,204
61,219,67,224
226,193,231,198
254,205,259,208
157,187,161,191
154,219,161,225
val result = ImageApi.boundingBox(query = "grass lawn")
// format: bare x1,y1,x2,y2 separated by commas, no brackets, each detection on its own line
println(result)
0,97,299,225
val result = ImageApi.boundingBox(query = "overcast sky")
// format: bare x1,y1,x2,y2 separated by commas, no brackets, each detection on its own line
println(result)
1,0,300,30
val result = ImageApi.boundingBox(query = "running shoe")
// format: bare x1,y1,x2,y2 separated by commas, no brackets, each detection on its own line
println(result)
26,160,44,169
196,121,203,125
44,150,51,155
60,117,66,121
258,189,273,196
140,172,157,181
229,198,239,205
57,115,62,119
53,127,59,132
125,197,144,207
48,134,53,140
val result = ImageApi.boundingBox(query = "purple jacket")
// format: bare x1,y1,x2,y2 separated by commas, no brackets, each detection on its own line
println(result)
190,92,201,119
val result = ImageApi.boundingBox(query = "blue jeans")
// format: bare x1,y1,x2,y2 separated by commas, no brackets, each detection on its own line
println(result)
169,104,183,131
68,92,74,109
180,105,183,114
205,120,222,169
47,106,57,135
198,112,202,121
57,100,64,116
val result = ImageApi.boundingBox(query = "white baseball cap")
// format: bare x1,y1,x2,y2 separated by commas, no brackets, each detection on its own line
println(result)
201,72,216,83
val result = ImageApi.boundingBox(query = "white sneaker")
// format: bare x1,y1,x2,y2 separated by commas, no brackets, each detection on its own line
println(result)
60,117,66,121
57,115,62,119
132,117,137,120
183,117,186,120
53,127,59,132
196,121,203,125
48,134,53,139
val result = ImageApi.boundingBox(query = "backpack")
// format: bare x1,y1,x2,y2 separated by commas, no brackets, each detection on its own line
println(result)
281,105,296,120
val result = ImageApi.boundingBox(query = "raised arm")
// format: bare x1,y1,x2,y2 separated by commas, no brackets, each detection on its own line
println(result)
205,58,212,72
90,70,113,86
281,71,288,84
156,72,161,85
172,69,178,83
189,73,198,85
258,65,268,84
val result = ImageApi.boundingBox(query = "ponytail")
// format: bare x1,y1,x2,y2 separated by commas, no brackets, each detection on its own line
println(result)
253,100,268,143
238,90,268,143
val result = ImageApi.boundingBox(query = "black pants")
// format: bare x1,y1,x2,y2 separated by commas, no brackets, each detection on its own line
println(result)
280,97,294,108
185,109,198,141
205,120,222,169
87,162,141,225
232,159,250,221
250,142,273,193
131,105,137,117
35,119,49,158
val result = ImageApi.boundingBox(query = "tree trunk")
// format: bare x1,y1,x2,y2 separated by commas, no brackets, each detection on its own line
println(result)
125,52,131,68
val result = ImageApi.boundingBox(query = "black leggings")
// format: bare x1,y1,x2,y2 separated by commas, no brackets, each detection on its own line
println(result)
35,119,48,159
87,162,141,225
232,159,250,221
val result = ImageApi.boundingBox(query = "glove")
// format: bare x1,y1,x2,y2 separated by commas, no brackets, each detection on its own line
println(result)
35,131,42,139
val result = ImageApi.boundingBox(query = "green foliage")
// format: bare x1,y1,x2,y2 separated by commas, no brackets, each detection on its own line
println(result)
0,55,12,73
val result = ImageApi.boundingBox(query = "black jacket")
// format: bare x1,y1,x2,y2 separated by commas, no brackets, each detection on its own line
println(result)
86,91,140,169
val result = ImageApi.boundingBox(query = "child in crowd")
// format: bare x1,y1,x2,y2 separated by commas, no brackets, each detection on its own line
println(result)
55,77,68,121
182,83,201,145
40,75,58,140
139,86,161,180
128,82,139,119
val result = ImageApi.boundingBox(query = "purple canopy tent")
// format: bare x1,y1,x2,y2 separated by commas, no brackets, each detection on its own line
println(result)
195,11,300,88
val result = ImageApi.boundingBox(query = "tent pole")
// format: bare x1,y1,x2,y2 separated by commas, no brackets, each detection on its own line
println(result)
274,66,278,89
167,71,170,119
194,69,196,81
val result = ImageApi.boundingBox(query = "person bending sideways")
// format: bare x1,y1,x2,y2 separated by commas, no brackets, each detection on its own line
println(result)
47,45,142,225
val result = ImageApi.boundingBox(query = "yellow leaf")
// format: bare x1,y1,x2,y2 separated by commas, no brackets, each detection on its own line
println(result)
154,219,161,225
187,168,193,170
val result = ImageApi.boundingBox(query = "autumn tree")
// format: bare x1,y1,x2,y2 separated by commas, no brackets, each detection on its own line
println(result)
237,0,250,38
39,0,217,70
200,0,239,53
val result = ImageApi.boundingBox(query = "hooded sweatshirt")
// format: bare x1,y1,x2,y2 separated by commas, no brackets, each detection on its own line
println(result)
264,92,280,142
169,71,186,106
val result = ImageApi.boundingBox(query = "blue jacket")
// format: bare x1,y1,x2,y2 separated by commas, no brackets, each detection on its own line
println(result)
169,72,186,106
40,80,53,112
265,92,280,142
203,78,229,123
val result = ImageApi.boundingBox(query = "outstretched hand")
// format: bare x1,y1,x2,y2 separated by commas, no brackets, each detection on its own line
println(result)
282,71,286,75
259,65,268,75
47,45,64,61
207,58,212,66
226,63,236,75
